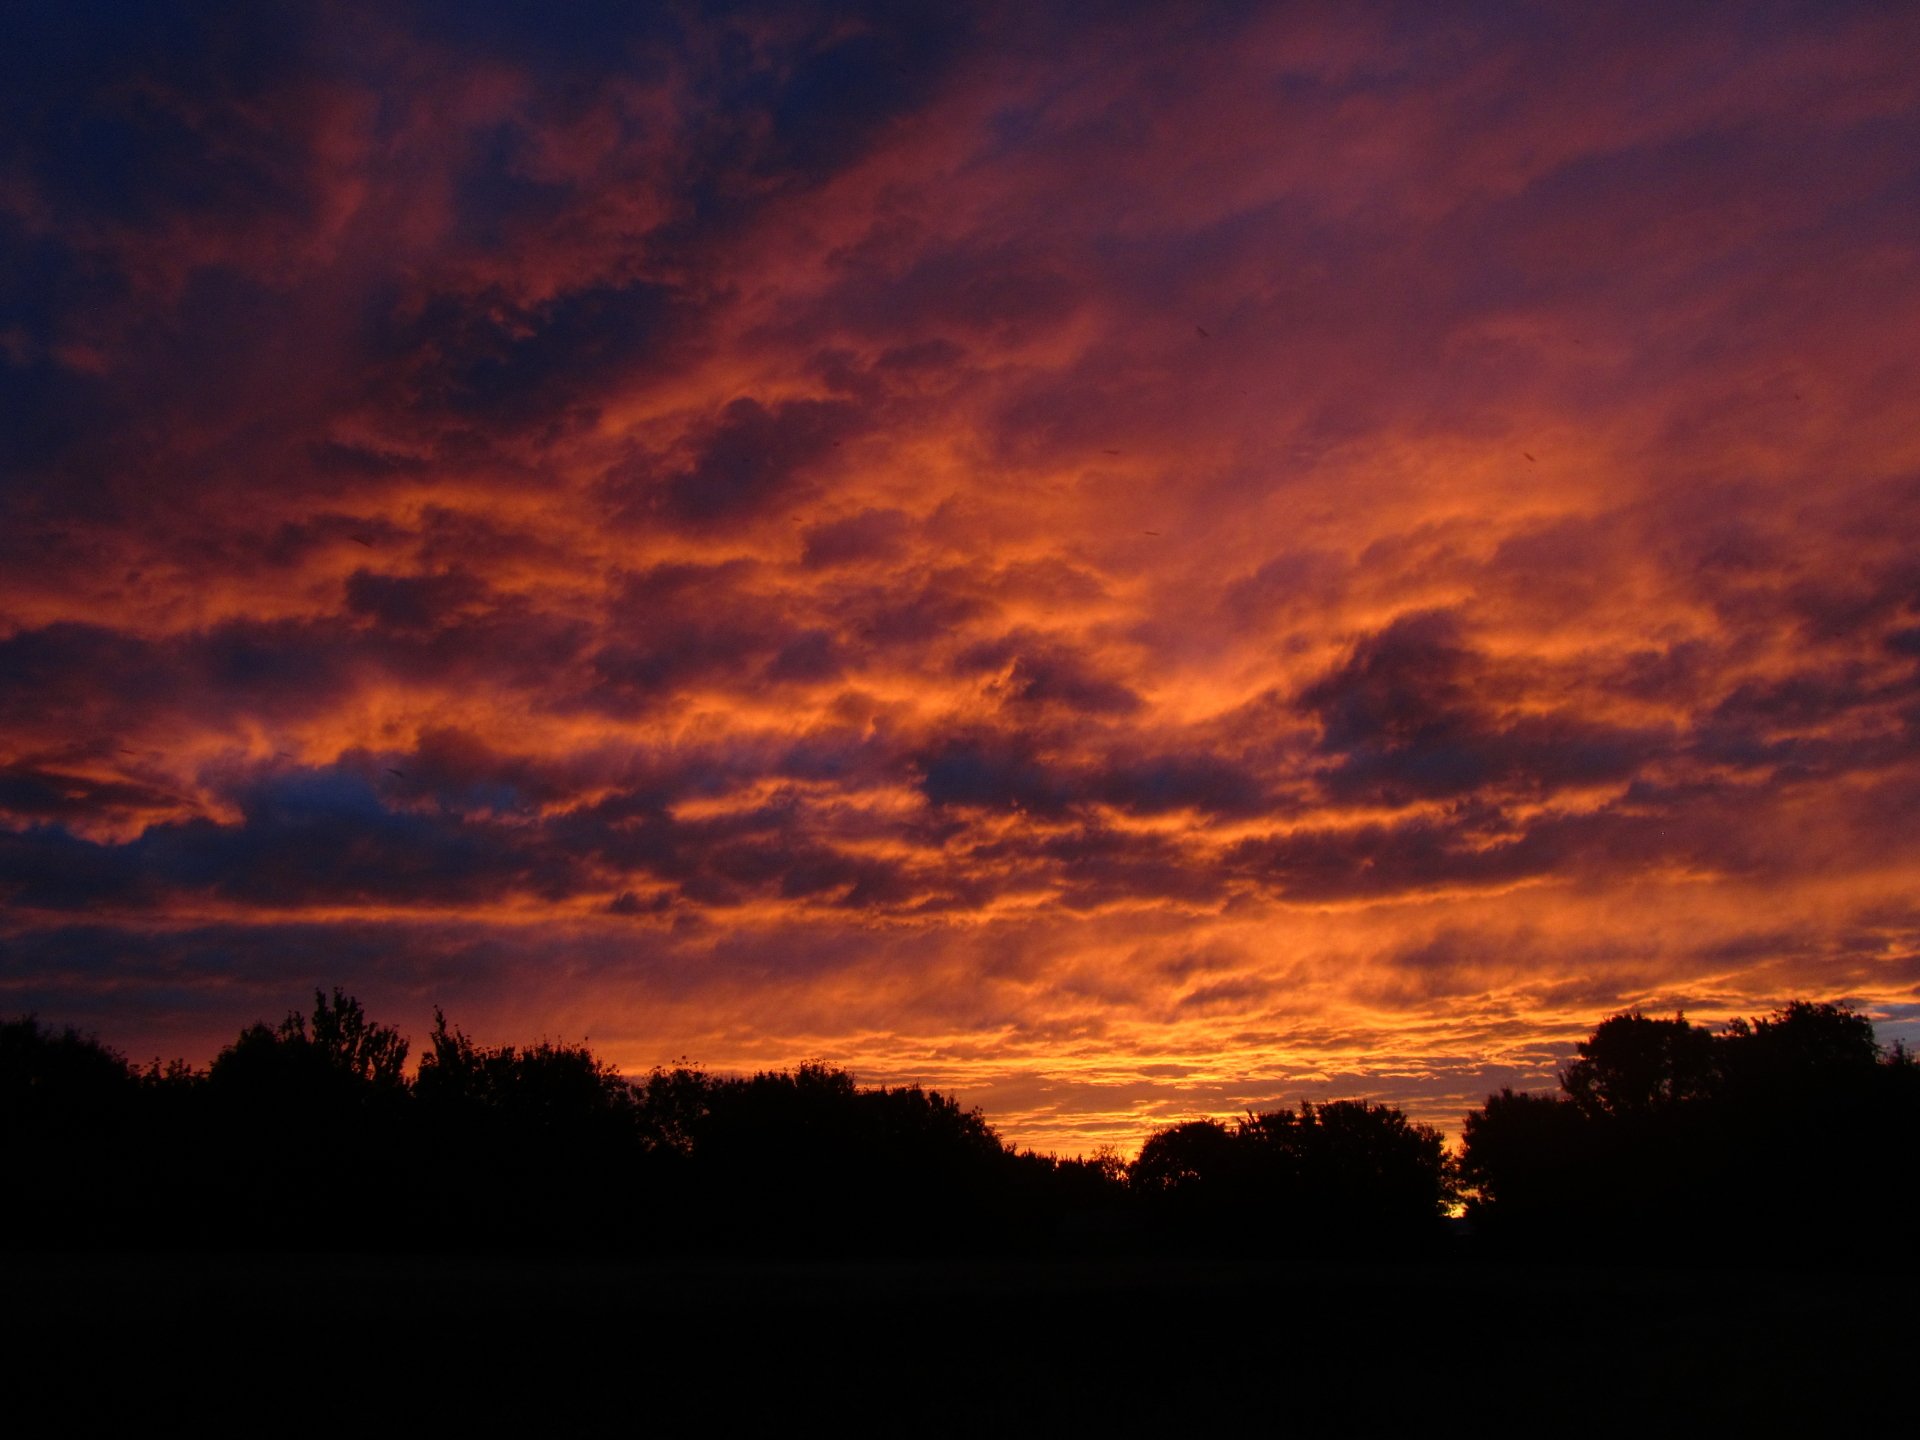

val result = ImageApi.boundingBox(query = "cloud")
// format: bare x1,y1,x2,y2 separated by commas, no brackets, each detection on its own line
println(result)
956,630,1144,715
343,567,489,630
656,396,865,527
800,508,913,569
394,280,688,430
5,0,1920,1153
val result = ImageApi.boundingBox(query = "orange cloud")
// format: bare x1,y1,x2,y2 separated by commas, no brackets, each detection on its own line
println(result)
5,2,1919,1153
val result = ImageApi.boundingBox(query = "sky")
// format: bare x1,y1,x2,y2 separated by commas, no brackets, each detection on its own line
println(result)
5,1,1920,1154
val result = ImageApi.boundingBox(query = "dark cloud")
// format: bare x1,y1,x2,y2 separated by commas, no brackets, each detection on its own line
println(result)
874,338,967,380
0,602,595,747
307,439,431,479
763,629,846,686
756,9,976,183
0,824,159,912
1,3,328,239
834,240,1083,346
853,577,996,648
400,0,673,68
388,281,687,430
1091,754,1274,819
0,624,168,732
1033,824,1232,913
1,769,573,914
915,736,1075,817
0,761,180,827
800,508,913,568
656,396,864,527
1300,611,1656,803
341,727,560,817
957,631,1143,715
586,620,776,708
344,568,489,631
1301,610,1478,757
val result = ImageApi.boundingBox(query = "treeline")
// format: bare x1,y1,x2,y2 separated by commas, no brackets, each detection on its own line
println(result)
2,989,1447,1254
1460,1000,1918,1253
4,991,1914,1256
6,992,1126,1253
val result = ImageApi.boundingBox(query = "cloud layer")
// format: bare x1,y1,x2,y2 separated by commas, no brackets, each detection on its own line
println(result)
6,1,1920,1150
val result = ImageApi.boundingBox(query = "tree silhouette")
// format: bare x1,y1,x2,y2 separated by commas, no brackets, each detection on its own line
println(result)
1,1018,141,1242
8,986,1912,1261
672,1062,1015,1254
416,1008,633,1124
1464,998,1920,1252
1718,1000,1880,1096
204,990,413,1247
1130,1120,1241,1195
633,1061,715,1157
1458,1086,1593,1238
1,1015,137,1128
1130,1103,1451,1247
1286,1099,1452,1229
1127,1119,1246,1244
1559,1010,1716,1121
1707,999,1908,1241
210,988,409,1101
414,1010,646,1246
1239,1100,1452,1241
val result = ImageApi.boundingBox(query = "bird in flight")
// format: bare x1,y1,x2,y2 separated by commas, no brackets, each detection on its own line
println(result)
385,767,408,779
1195,325,1211,339
351,533,376,548
1523,452,1537,463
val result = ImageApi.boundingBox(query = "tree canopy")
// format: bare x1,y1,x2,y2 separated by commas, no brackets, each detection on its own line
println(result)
1462,999,1918,1252
1129,1100,1454,1246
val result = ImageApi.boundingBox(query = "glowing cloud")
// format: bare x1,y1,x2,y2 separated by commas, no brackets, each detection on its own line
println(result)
5,2,1919,1151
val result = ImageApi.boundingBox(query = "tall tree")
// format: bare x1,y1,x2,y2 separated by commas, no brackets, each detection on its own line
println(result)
1559,1010,1716,1121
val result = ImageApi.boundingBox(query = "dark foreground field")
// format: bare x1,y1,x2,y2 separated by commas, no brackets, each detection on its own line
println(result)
5,1250,1908,1432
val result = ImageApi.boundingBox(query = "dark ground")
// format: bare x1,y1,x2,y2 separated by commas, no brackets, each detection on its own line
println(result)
4,1249,1909,1432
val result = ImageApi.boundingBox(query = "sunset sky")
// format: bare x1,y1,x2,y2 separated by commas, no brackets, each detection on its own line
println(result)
5,2,1919,1153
